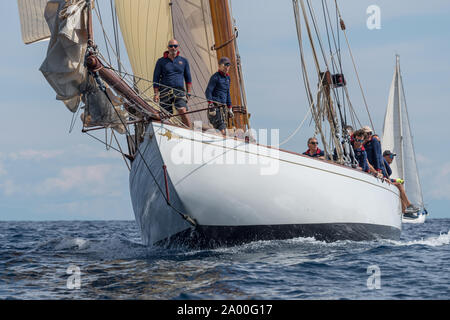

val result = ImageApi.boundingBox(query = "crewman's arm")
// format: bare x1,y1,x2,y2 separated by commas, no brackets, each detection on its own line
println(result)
226,76,232,108
184,59,192,96
372,136,383,172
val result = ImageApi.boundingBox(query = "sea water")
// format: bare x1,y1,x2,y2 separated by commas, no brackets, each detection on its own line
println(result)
0,219,449,299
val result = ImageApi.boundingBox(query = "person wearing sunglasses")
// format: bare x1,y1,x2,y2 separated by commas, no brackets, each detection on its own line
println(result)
205,57,234,135
382,150,420,215
303,138,325,159
362,125,384,179
352,129,369,172
153,39,192,127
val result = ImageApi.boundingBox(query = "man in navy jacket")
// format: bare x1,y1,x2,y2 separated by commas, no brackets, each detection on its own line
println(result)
205,57,234,134
362,126,384,178
153,39,192,127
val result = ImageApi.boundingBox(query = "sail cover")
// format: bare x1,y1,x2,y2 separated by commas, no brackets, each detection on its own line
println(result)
382,56,424,208
114,0,217,124
17,0,51,44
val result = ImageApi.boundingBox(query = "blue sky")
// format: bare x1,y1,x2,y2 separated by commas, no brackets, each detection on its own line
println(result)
1,0,449,220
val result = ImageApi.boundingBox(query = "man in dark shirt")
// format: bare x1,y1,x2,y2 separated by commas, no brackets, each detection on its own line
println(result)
153,39,192,127
382,150,393,179
362,126,384,178
352,129,369,172
205,57,234,135
303,138,325,159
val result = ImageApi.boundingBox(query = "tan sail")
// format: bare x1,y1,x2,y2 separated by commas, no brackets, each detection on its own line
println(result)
115,0,220,125
171,0,217,124
17,0,51,44
114,0,173,97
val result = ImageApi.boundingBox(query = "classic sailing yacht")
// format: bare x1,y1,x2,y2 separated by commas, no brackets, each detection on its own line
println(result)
382,55,428,224
17,0,403,247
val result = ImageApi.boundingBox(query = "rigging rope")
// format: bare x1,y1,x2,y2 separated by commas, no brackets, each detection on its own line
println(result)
334,0,375,131
94,70,197,227
279,101,312,147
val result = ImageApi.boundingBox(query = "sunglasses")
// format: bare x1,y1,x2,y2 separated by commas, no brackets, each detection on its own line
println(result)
168,44,179,48
309,142,318,145
224,63,231,67
356,139,364,143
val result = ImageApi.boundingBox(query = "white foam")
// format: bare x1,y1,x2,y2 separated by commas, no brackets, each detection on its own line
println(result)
388,230,450,247
55,237,90,250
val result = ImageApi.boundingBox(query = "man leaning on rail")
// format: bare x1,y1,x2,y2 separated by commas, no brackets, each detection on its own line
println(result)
153,39,192,128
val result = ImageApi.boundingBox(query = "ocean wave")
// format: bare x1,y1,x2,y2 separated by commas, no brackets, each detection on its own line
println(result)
388,230,450,247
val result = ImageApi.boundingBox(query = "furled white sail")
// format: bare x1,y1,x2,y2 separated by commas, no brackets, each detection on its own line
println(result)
382,56,424,209
17,0,51,44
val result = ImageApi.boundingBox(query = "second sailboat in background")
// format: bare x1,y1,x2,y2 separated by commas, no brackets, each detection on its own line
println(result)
382,55,428,224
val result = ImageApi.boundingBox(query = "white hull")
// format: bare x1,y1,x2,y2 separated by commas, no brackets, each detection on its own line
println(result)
130,122,402,247
402,211,427,224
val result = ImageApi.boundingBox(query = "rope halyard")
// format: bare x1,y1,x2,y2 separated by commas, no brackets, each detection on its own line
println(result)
292,0,377,166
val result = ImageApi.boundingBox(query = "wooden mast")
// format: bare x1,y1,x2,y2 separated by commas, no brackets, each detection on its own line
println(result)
209,0,247,132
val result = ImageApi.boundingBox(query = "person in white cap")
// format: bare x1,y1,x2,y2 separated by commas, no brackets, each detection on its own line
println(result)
362,126,384,178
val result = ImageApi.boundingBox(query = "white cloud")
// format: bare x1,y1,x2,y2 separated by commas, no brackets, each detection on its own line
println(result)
416,153,433,165
38,164,122,196
426,162,450,201
8,149,64,161
0,161,6,176
0,179,18,196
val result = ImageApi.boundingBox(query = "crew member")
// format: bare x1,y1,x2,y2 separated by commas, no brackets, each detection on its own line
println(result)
362,126,384,178
153,39,192,128
205,57,234,135
352,129,369,172
383,150,420,215
303,138,325,159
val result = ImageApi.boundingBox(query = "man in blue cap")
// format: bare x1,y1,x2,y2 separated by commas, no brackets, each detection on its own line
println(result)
205,57,234,135
153,39,192,127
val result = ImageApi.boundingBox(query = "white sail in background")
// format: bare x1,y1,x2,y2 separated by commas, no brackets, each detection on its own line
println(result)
382,55,424,209
17,0,51,44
